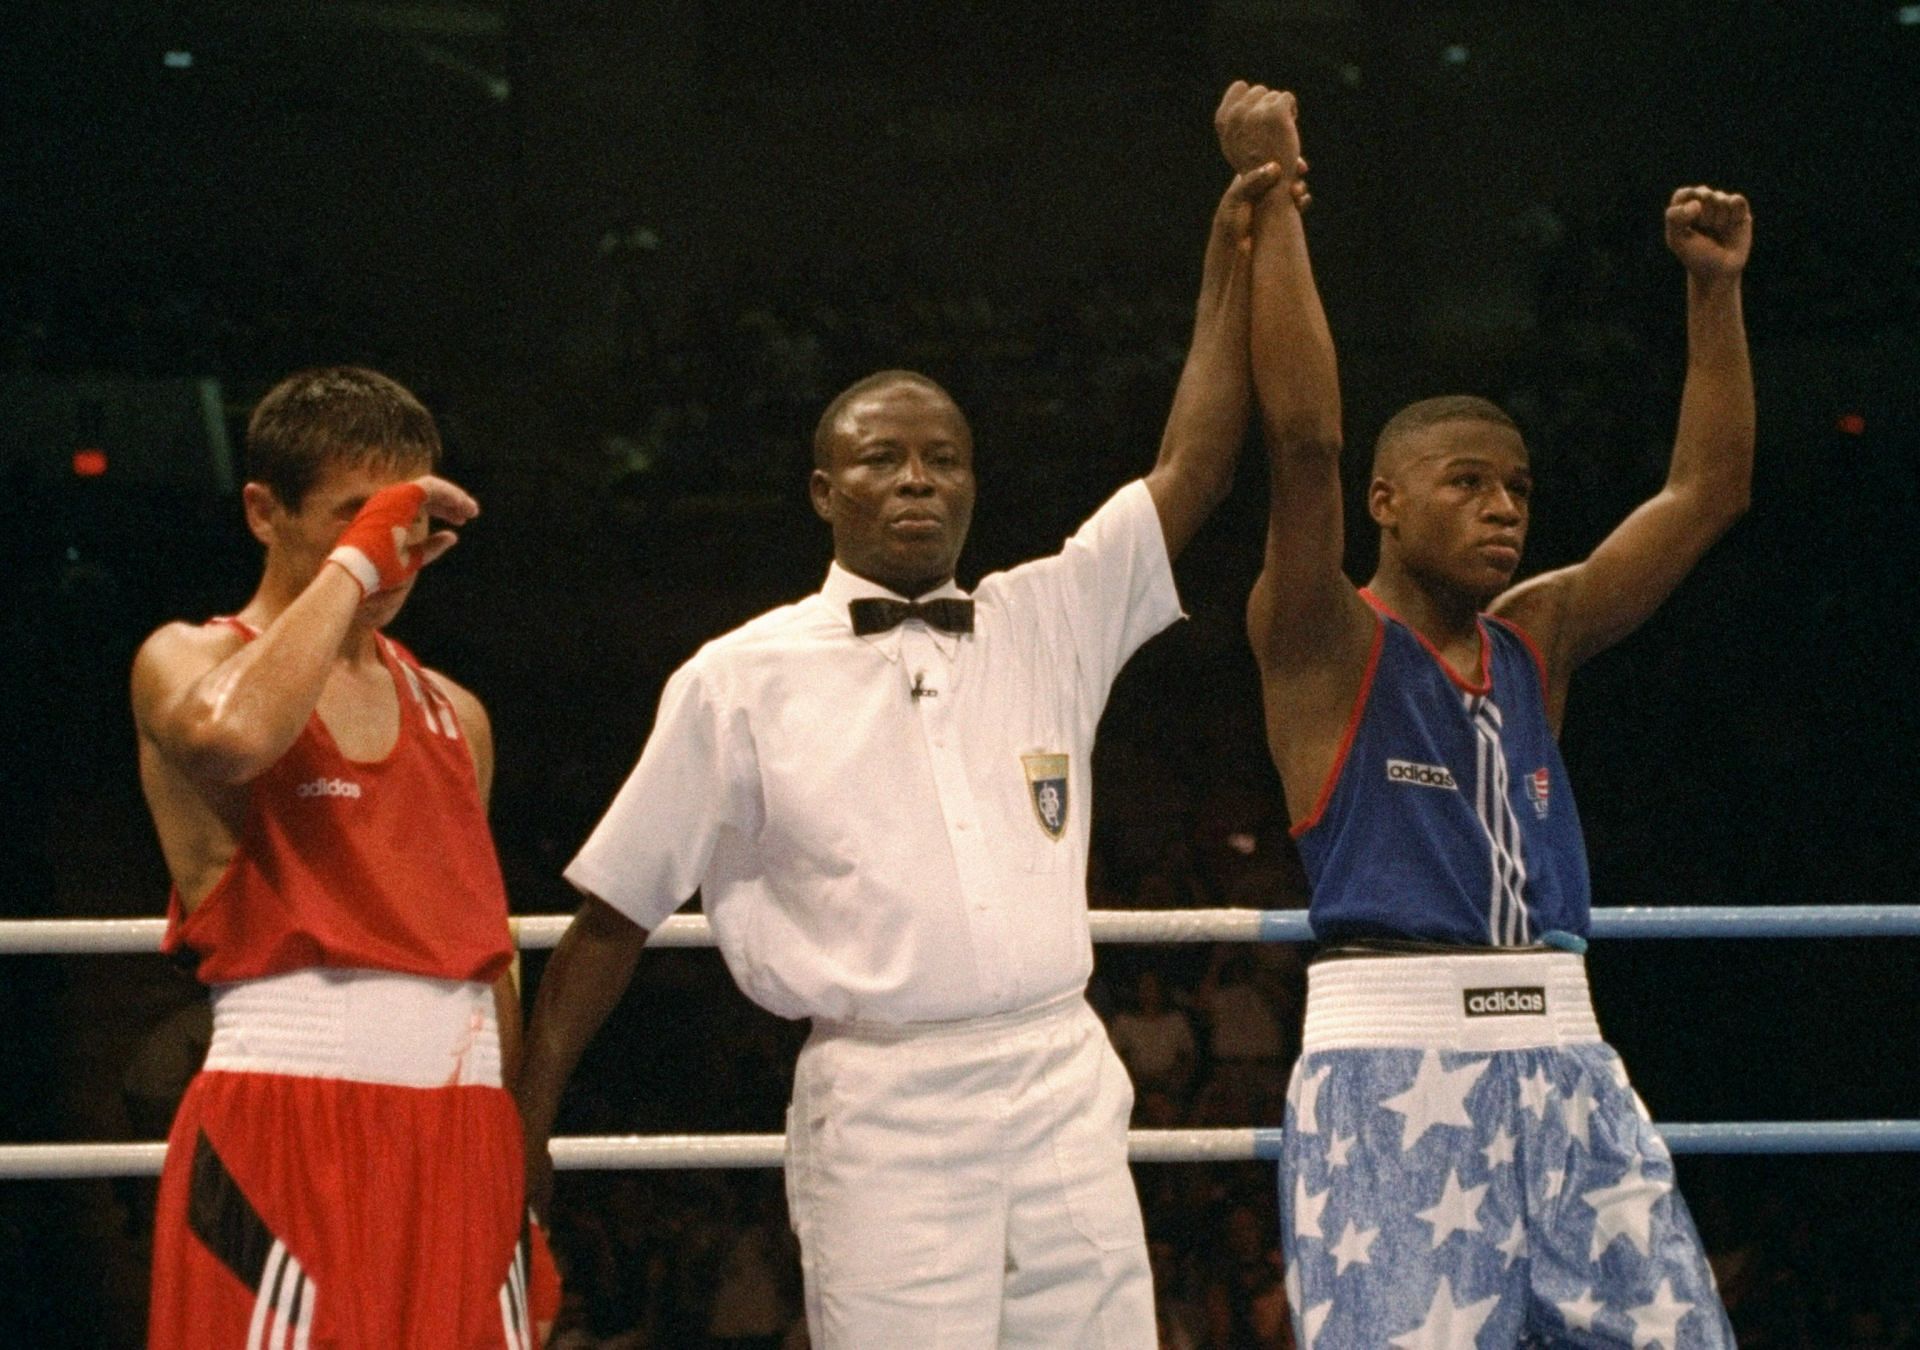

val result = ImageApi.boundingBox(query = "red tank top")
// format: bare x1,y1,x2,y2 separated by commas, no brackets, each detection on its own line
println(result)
163,619,514,984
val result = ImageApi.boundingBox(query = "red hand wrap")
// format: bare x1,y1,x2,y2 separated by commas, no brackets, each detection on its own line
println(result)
326,482,427,595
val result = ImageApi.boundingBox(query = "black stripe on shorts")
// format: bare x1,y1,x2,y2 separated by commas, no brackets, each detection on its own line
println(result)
186,1130,278,1294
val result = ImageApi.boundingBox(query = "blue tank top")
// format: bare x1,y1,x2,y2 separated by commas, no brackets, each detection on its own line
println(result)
1293,593,1591,946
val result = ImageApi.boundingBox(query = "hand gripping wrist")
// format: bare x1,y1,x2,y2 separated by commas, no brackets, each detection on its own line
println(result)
327,482,428,595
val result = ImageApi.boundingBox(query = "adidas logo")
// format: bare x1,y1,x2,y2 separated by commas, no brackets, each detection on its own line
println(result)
1386,759,1457,790
296,777,362,799
1463,986,1546,1017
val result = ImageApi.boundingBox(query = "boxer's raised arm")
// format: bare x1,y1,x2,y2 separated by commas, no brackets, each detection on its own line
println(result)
133,578,359,786
1143,94,1299,562
1496,188,1753,720
1236,85,1371,678
132,476,477,785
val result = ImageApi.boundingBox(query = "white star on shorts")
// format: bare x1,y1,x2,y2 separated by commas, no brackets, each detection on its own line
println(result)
1326,1131,1356,1169
1558,1289,1606,1333
1389,1275,1502,1349
1415,1168,1489,1248
1565,1080,1597,1148
1288,1261,1332,1350
1582,1158,1667,1261
1482,1124,1516,1170
1626,1278,1694,1348
1293,1062,1332,1135
1495,1218,1527,1268
1294,1174,1331,1241
1381,1051,1488,1152
1328,1220,1379,1275
1518,1066,1555,1121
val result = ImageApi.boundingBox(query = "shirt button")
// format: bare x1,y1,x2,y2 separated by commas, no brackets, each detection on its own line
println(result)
956,821,971,831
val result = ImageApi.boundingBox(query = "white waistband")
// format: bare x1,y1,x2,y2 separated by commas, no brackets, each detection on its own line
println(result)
1302,951,1601,1053
205,968,502,1089
810,989,1085,1046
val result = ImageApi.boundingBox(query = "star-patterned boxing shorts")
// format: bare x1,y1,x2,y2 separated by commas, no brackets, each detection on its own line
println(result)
1278,949,1732,1349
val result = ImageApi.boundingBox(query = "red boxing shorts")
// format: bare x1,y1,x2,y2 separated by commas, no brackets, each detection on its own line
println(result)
150,970,533,1348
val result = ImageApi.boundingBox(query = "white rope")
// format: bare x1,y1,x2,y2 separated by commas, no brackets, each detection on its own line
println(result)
5,1121,1916,1180
0,1142,166,1180
0,911,1264,954
5,905,1918,955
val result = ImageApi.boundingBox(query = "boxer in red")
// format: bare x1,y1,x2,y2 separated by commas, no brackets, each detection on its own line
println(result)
133,366,545,1346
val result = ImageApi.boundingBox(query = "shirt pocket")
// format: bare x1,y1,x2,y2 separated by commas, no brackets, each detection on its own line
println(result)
1006,743,1073,873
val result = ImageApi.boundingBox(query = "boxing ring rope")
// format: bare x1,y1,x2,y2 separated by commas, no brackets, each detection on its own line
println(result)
5,1121,1917,1182
2,905,1916,1180
4,904,1919,955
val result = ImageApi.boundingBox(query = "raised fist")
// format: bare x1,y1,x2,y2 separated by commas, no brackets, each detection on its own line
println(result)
1665,186,1751,283
1216,80,1304,182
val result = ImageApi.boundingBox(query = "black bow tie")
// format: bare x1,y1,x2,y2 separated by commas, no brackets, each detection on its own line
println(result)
849,597,975,636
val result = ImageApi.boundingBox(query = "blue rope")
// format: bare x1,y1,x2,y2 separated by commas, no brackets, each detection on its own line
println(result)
1591,905,1920,939
1255,905,1920,944
1654,1120,1920,1154
1244,1119,1920,1160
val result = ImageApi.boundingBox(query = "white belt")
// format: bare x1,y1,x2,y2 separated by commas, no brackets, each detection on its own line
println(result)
1302,950,1601,1053
204,968,501,1088
810,989,1084,1047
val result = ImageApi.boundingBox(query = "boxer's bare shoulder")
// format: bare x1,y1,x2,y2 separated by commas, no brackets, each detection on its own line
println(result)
131,620,250,742
134,623,253,912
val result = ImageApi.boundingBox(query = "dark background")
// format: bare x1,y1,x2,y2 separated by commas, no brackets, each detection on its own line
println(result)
2,1,1915,1343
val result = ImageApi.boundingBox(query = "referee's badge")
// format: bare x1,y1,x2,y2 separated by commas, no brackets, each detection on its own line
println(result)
1022,753,1069,841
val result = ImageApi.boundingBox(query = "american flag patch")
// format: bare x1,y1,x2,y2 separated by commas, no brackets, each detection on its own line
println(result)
1525,767,1550,818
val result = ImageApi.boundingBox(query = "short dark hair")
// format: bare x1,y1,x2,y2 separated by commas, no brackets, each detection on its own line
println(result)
812,370,961,469
245,366,442,510
1372,395,1520,475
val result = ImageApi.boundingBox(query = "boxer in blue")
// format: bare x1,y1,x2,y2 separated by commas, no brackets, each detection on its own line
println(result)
1217,80,1753,1346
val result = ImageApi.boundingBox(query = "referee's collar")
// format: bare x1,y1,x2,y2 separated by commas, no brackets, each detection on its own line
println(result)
820,562,970,659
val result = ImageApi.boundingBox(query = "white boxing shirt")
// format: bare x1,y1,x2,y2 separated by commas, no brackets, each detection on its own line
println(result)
566,479,1181,1024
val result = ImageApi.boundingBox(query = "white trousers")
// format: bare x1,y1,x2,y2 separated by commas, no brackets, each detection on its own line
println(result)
785,993,1155,1349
